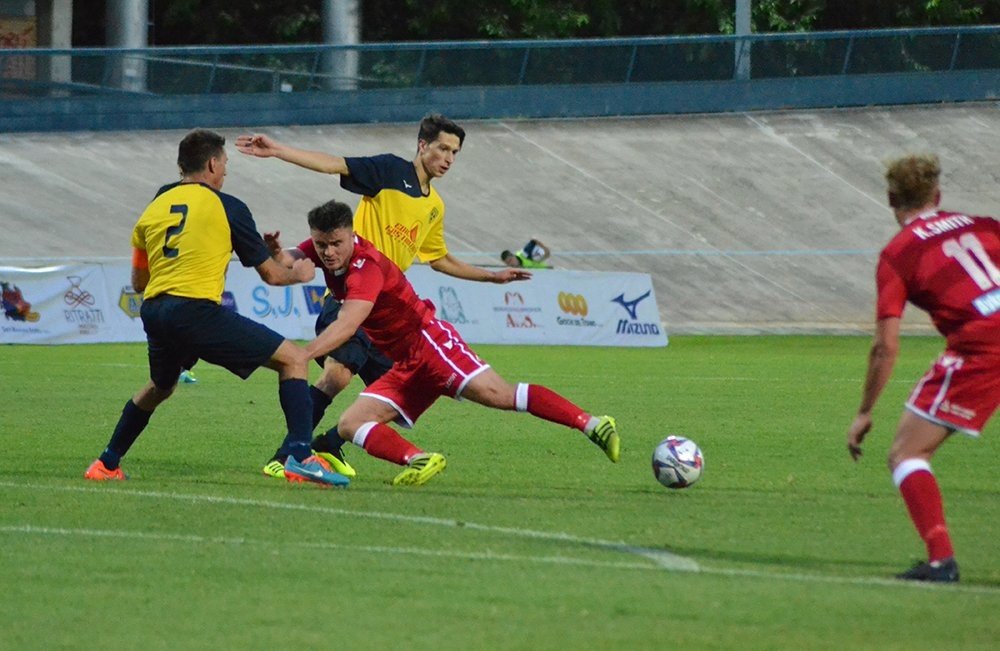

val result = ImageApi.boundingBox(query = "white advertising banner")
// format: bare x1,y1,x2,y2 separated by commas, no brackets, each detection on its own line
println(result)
405,265,668,347
1,260,667,347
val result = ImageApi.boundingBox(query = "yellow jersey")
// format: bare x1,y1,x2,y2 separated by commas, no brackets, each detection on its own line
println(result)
132,182,269,302
341,154,448,271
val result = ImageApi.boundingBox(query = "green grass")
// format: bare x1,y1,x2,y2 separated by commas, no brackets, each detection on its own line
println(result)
1,336,997,649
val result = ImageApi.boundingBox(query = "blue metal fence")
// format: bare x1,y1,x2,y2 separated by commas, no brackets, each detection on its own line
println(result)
2,26,999,131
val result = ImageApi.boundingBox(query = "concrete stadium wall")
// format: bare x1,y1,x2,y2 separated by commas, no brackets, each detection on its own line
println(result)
4,103,999,334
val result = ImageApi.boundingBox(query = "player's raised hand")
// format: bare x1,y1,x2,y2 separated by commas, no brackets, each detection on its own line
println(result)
846,413,872,461
235,133,278,158
263,230,283,256
491,268,532,283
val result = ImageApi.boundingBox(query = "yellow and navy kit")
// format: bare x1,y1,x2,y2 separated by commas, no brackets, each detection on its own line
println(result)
132,181,270,302
341,154,448,271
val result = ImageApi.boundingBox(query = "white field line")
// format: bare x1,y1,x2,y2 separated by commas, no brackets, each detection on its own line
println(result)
3,520,997,595
3,482,998,594
0,524,653,572
0,481,698,572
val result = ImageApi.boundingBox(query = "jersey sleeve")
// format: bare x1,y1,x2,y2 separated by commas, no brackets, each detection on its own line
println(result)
219,193,270,268
875,255,908,319
343,256,385,303
341,154,397,196
416,208,448,262
131,223,146,251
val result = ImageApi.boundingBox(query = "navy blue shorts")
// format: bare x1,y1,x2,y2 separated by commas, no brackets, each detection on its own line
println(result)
315,294,393,385
141,294,285,389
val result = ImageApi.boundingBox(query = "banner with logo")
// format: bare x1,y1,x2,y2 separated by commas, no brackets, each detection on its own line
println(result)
1,260,666,347
405,266,667,347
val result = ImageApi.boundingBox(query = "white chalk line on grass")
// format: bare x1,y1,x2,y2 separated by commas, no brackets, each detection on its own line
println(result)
3,482,999,594
0,481,697,572
0,525,654,572
3,521,997,596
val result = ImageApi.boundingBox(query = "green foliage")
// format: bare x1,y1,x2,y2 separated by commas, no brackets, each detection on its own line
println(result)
71,1,1000,46
901,0,985,25
1,337,998,647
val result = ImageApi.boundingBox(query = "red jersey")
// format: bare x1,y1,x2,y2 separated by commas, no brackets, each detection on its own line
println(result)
876,210,1000,354
298,235,435,361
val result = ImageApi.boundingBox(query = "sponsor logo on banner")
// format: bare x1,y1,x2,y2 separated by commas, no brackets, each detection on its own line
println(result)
301,285,327,316
252,285,300,319
438,286,469,324
506,314,540,328
63,275,104,334
2,280,40,322
494,290,542,329
611,290,661,336
221,291,238,313
556,291,597,327
118,286,143,319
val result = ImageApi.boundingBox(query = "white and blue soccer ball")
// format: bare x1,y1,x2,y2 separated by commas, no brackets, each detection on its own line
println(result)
652,435,704,489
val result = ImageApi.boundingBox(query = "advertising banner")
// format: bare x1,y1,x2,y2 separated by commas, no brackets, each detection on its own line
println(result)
1,260,667,347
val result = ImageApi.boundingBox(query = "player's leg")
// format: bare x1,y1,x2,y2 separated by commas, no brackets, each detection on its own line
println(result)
303,358,357,474
337,389,445,487
171,298,346,487
85,380,176,481
460,369,620,463
260,339,348,488
311,343,393,472
86,298,182,481
890,351,999,581
888,411,957,582
265,294,363,477
264,355,355,477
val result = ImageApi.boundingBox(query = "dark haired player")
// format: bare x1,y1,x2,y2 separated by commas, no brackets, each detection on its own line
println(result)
85,129,347,487
846,153,1000,582
268,199,619,486
237,115,530,479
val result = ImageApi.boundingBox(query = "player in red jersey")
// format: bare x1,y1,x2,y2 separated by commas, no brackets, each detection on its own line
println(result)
270,199,620,486
846,153,1000,583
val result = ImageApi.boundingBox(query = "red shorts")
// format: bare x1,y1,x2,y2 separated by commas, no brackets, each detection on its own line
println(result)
360,319,490,427
906,350,1000,436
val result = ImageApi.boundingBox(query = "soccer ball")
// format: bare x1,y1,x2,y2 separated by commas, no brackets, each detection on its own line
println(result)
652,435,704,489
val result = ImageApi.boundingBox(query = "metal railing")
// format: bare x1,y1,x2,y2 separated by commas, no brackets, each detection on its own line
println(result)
3,25,1000,98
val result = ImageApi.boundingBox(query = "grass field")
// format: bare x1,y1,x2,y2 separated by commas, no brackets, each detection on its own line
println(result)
1,336,997,649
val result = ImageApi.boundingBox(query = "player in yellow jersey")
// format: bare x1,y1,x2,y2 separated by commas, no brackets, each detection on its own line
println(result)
236,115,530,478
84,129,347,487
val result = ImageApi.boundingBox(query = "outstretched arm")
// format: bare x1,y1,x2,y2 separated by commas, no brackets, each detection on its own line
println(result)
846,316,901,461
429,253,531,283
235,133,350,176
263,230,305,268
255,255,316,286
304,299,373,360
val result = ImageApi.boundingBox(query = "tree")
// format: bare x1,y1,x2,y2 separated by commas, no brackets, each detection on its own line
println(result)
71,1,1000,47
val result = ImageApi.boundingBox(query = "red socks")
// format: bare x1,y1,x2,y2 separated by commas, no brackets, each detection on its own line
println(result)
359,422,422,465
894,460,954,562
517,384,589,431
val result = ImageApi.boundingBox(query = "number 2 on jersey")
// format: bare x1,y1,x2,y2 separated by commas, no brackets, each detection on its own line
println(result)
163,204,188,258
942,233,1000,290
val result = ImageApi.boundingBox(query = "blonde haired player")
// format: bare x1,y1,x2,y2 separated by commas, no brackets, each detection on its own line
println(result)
846,153,1000,582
